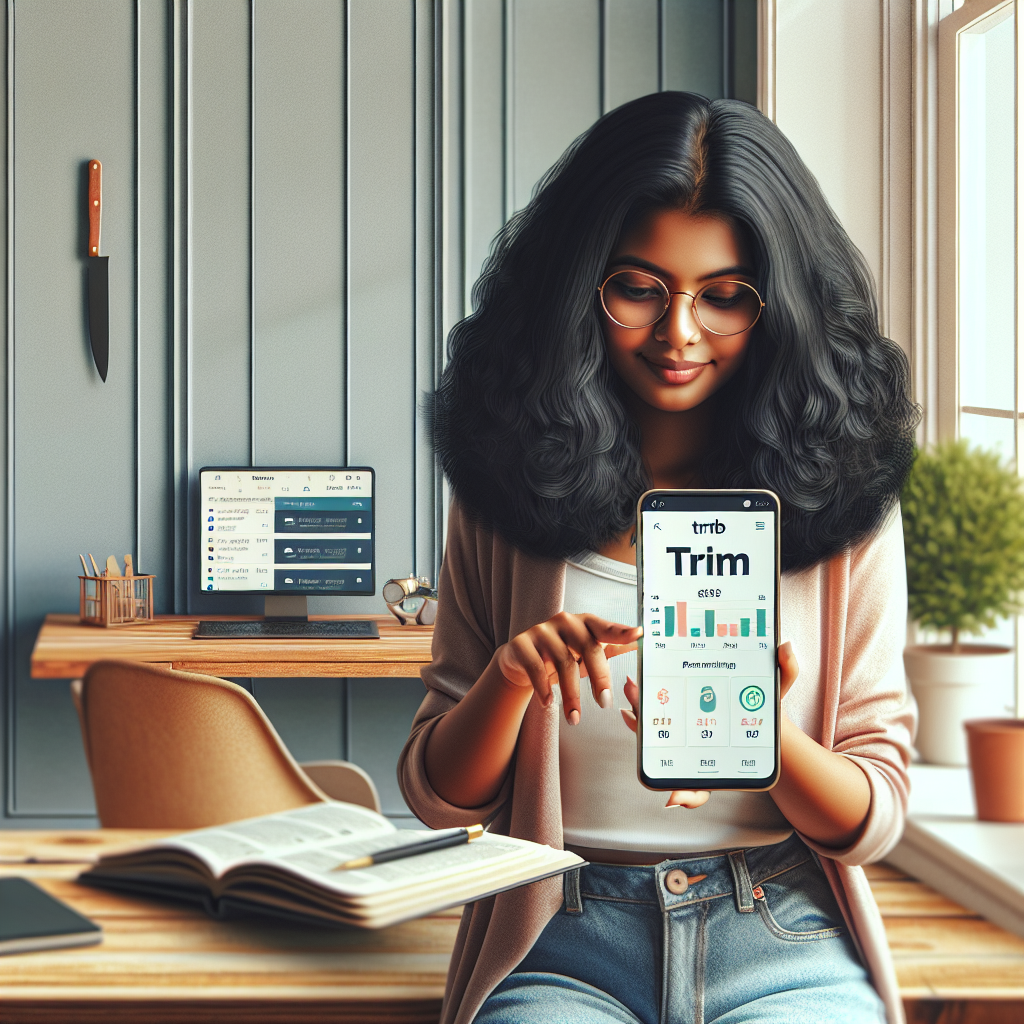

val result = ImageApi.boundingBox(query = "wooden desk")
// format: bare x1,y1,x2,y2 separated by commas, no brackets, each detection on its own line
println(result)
1,832,1021,1024
0,830,457,1023
30,614,434,679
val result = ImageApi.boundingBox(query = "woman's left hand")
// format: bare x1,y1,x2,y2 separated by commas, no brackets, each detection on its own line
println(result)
621,641,800,810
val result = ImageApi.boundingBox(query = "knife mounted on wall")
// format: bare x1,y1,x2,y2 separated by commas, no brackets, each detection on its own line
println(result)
86,159,108,382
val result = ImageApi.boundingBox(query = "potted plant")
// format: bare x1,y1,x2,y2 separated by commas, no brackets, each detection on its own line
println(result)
901,440,1024,764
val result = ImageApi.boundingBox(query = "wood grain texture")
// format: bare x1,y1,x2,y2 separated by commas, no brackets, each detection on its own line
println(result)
30,614,433,679
0,831,455,1023
1,839,1021,1023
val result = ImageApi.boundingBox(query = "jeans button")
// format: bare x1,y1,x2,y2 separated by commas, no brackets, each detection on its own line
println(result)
665,869,689,895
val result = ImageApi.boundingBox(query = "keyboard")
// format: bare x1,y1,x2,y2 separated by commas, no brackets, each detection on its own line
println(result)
194,620,381,640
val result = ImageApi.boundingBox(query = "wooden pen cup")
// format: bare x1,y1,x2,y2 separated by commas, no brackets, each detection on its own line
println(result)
79,574,155,627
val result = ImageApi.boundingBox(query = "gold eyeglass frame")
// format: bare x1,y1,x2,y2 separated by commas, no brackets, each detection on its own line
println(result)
598,269,765,336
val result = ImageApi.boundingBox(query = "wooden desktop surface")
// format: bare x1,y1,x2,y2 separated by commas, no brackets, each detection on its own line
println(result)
30,614,434,680
0,832,1021,1024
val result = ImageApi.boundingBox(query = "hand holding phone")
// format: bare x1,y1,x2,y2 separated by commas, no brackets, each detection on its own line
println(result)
636,489,782,791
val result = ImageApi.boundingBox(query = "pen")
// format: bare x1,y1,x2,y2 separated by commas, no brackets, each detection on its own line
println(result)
331,824,484,871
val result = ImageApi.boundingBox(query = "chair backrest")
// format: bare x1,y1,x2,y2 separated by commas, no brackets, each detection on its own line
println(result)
73,660,328,828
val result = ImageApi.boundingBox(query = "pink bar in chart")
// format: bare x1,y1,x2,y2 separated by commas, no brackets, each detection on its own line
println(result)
676,602,686,637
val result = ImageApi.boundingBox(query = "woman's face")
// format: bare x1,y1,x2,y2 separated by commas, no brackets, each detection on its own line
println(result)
600,208,757,414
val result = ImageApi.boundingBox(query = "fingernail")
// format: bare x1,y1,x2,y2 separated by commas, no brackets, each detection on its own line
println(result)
598,688,612,709
568,709,580,726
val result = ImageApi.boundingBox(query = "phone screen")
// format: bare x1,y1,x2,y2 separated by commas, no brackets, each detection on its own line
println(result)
637,490,781,790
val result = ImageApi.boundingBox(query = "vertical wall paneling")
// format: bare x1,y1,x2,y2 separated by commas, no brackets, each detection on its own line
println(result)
188,0,260,617
462,0,503,310
604,0,659,113
346,0,417,603
251,1,345,469
172,0,188,614
347,678,428,821
509,1,600,215
0,0,764,824
664,0,724,97
415,0,440,582
11,0,138,814
3,0,12,817
138,0,173,612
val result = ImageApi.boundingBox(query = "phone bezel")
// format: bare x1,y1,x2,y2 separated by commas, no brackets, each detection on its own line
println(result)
635,488,782,792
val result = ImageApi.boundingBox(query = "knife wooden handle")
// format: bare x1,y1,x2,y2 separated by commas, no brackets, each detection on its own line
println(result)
88,160,102,256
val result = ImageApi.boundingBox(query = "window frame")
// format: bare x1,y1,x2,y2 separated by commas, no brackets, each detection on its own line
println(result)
938,0,1024,716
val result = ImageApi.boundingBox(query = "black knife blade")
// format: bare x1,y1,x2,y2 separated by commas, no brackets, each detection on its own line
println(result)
86,160,108,382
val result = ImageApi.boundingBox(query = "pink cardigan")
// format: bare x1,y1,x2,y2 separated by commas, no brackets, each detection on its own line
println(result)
398,502,915,1024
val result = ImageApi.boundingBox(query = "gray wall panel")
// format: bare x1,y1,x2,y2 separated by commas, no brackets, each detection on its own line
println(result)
413,0,438,580
252,1,344,468
138,0,173,607
347,677,425,819
664,0,724,98
604,0,659,112
462,0,503,302
190,0,251,472
251,677,344,762
510,0,600,213
1,0,756,824
346,0,417,607
188,0,260,617
11,0,137,813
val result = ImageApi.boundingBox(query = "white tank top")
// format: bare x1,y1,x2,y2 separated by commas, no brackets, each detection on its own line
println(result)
558,551,792,853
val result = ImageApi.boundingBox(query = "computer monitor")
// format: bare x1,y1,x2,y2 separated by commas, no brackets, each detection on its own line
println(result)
197,467,375,635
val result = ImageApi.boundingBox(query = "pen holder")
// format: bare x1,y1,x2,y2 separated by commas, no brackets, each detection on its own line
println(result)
79,574,156,627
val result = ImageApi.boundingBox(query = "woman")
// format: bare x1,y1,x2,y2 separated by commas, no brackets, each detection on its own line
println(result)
399,92,917,1024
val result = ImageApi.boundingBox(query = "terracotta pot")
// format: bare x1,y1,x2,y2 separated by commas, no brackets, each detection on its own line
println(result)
965,718,1024,822
903,644,1013,765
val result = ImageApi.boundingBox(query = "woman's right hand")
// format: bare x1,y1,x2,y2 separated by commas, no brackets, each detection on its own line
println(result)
495,613,641,726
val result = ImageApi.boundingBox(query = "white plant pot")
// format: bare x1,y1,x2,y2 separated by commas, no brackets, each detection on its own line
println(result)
903,644,1013,765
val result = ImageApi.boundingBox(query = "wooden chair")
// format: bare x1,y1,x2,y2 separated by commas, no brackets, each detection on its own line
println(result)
71,659,381,828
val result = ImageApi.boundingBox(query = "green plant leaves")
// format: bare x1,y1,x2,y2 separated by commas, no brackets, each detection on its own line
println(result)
902,440,1024,636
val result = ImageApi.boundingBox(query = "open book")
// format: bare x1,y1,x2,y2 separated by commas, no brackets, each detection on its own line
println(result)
78,802,583,929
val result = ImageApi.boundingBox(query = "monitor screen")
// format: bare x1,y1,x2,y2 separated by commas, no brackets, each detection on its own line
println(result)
199,467,374,595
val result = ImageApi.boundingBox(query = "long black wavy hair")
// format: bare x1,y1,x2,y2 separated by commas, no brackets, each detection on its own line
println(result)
433,92,918,572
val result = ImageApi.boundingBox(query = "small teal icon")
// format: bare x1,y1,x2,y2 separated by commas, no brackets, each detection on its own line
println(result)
699,686,716,713
739,685,766,712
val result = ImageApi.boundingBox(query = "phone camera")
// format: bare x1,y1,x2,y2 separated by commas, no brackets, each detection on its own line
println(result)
743,500,751,507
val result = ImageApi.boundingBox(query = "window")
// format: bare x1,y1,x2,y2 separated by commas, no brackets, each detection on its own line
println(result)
939,0,1021,713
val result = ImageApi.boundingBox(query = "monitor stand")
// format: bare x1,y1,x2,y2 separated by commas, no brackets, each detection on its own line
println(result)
264,594,310,621
193,595,380,640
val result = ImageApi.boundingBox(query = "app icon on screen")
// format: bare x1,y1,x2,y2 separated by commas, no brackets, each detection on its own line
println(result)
739,685,766,712
700,686,717,713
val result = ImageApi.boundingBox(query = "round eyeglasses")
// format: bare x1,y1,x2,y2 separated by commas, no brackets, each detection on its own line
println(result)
598,269,764,336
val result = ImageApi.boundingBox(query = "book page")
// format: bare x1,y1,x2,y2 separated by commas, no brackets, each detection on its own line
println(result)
134,802,397,876
253,832,565,897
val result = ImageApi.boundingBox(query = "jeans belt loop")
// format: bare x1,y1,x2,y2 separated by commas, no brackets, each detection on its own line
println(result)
727,849,756,913
563,867,583,915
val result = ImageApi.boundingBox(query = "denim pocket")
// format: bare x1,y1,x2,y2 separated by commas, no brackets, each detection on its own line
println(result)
752,858,847,942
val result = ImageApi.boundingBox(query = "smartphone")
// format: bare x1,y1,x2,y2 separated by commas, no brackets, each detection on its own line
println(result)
636,489,781,791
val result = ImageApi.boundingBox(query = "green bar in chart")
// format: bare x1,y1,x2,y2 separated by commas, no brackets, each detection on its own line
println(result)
740,617,750,637
705,609,715,637
665,606,675,637
690,627,700,637
756,608,766,636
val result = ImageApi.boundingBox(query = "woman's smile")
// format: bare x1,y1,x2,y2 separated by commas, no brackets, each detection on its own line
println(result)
640,355,709,385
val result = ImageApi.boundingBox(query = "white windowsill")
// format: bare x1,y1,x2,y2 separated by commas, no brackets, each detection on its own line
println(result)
886,764,1024,939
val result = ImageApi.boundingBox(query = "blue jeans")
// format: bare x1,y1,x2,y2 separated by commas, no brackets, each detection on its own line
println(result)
475,834,885,1024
